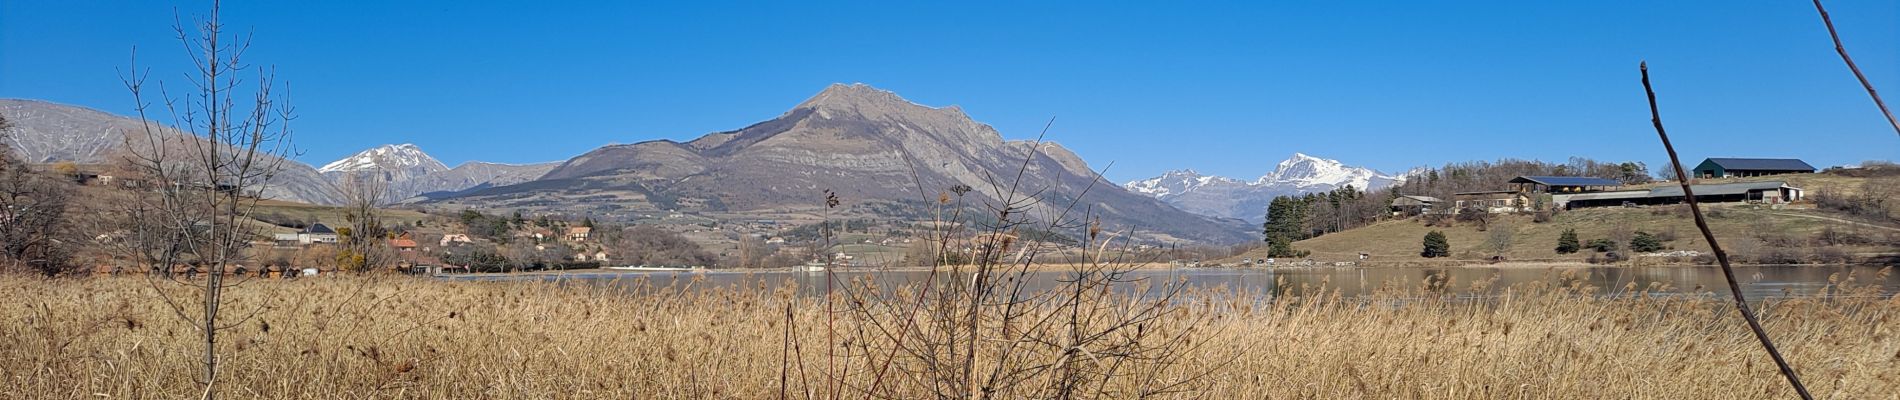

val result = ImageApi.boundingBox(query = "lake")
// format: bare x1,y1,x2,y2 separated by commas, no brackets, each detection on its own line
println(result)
442,264,1899,300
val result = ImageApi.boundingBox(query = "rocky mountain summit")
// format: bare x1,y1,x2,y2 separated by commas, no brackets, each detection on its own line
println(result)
319,143,449,182
446,83,1256,243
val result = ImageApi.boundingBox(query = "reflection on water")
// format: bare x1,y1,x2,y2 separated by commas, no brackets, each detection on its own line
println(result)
444,265,1899,300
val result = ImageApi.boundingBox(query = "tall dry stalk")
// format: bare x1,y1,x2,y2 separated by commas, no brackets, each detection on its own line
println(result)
1809,0,1900,137
1640,61,1812,399
779,119,1210,399
117,1,297,397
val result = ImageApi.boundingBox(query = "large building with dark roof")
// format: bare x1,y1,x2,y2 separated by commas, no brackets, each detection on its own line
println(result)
1691,158,1815,178
1508,176,1623,193
1553,181,1803,209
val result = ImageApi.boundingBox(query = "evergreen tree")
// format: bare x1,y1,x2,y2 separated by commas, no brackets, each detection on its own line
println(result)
1263,196,1307,257
1586,238,1618,252
1421,231,1450,258
1630,231,1664,252
1556,229,1581,254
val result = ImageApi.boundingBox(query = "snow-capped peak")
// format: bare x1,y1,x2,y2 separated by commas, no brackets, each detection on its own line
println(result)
1123,169,1242,198
1256,153,1387,189
318,143,449,177
1125,153,1404,222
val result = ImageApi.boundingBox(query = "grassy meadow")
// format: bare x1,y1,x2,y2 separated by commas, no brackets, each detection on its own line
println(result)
4,272,1898,399
1243,204,1897,266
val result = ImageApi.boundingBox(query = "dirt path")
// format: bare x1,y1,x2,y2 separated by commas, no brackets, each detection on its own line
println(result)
1763,211,1900,232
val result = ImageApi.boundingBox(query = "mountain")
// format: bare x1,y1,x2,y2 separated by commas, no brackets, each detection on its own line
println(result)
319,143,449,182
1124,153,1402,223
0,99,347,205
441,83,1256,243
397,161,558,200
317,143,558,202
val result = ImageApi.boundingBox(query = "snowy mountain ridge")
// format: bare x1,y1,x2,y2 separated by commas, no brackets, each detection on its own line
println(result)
1123,153,1403,223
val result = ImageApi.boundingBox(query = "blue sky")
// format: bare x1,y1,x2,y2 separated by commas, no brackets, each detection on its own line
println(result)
3,1,1895,182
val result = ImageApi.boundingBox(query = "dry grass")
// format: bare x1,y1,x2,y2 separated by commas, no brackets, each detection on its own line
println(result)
3,273,1897,399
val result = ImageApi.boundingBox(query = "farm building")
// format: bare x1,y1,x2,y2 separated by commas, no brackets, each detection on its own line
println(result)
1554,181,1802,209
1389,195,1442,215
1691,158,1814,178
1508,176,1622,193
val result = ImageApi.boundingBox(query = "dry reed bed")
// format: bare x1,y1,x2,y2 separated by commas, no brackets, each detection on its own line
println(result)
2,274,1896,399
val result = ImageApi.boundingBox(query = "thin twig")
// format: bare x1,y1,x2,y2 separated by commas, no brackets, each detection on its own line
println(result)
1810,0,1900,137
1640,61,1813,400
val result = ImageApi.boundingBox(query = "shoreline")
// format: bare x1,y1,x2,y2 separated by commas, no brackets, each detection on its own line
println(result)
440,260,1892,278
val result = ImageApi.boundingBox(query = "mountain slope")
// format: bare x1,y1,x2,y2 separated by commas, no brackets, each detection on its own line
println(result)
397,161,558,200
448,84,1256,243
1,99,346,205
1125,153,1402,223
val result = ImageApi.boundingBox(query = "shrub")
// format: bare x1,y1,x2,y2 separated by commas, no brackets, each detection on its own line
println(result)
1555,229,1580,254
1532,210,1552,223
1421,231,1450,258
1586,238,1618,253
1455,208,1490,231
1755,247,1803,265
1813,226,1867,246
1629,231,1664,252
1809,247,1850,264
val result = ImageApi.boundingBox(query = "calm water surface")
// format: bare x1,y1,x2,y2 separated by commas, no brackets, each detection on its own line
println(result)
444,265,1899,300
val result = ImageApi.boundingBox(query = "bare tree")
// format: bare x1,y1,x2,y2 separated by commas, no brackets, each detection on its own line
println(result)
0,115,77,275
1485,220,1515,258
336,172,393,272
118,1,297,397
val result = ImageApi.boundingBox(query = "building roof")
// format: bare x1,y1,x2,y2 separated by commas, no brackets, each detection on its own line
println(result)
1509,176,1622,187
1701,158,1815,171
389,238,419,248
304,223,335,234
1553,190,1652,202
1647,181,1795,198
568,227,592,235
1399,195,1441,203
1453,190,1520,196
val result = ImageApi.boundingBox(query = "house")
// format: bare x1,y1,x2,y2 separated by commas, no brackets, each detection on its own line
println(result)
765,237,786,245
1557,181,1803,209
270,223,338,246
592,250,609,263
1389,195,1442,215
303,223,338,244
389,233,418,252
1507,176,1622,194
567,227,592,242
440,234,473,247
1691,158,1815,179
1451,191,1530,213
531,228,553,241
